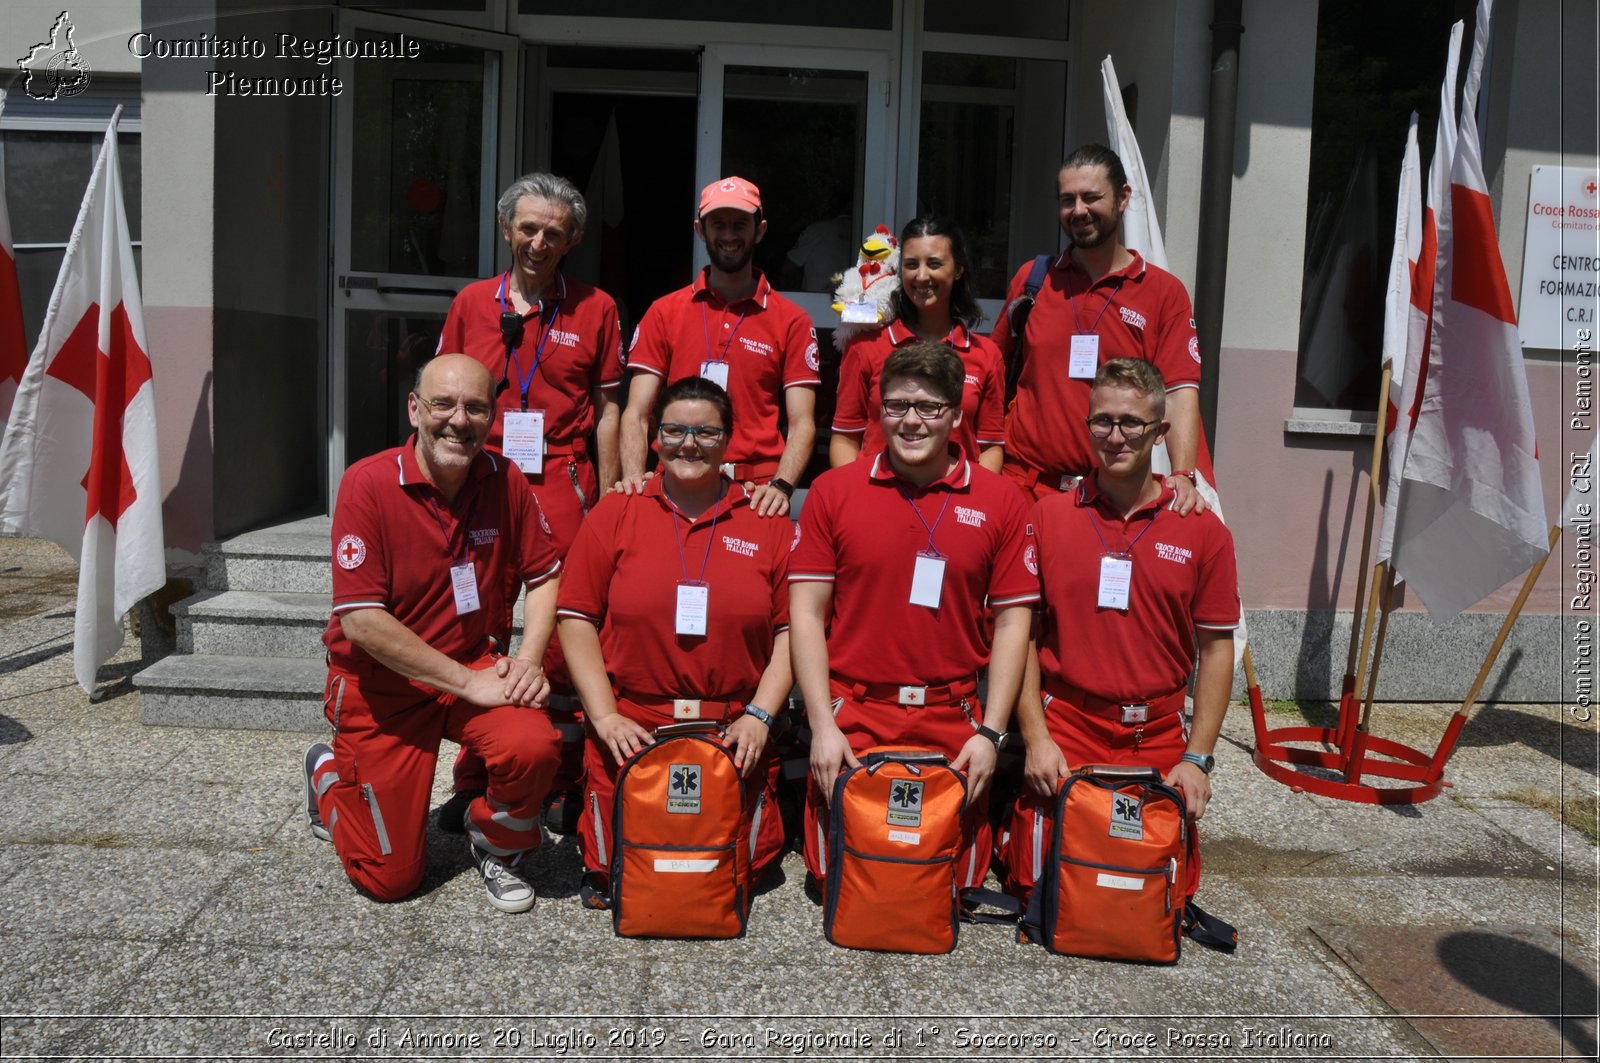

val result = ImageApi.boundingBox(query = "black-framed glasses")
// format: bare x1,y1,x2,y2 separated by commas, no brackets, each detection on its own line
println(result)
881,399,952,419
417,396,493,423
1085,415,1159,440
659,423,727,445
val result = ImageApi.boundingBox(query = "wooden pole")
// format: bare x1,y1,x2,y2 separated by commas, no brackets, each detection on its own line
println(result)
1457,524,1563,717
1344,364,1393,684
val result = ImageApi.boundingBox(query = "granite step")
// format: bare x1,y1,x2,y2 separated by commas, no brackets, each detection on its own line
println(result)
134,654,327,732
176,589,331,658
205,515,332,593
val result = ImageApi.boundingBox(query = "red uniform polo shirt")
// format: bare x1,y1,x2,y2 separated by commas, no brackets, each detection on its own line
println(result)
790,450,1039,684
437,272,624,452
557,478,792,699
1031,475,1240,703
324,442,563,672
991,250,1200,477
832,320,1006,460
626,269,820,466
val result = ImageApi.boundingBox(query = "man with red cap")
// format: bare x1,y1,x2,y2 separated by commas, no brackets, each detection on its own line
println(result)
304,354,565,914
619,176,819,518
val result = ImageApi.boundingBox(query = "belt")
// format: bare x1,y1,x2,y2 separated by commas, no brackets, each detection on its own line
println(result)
834,673,979,707
1042,678,1186,724
1002,456,1082,493
614,690,747,721
719,460,779,482
542,436,589,460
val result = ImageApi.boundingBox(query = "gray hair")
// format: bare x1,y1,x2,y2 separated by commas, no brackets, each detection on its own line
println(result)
496,173,588,239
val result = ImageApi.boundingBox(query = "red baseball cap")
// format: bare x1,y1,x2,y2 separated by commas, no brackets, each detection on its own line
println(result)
699,176,762,216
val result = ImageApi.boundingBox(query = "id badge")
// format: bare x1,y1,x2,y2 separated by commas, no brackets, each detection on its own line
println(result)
1097,554,1132,611
841,301,880,324
675,581,709,636
1069,334,1100,379
502,409,545,474
699,360,730,390
910,551,946,609
450,561,481,615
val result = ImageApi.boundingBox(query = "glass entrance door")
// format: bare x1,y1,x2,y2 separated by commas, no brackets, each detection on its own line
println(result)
329,11,517,503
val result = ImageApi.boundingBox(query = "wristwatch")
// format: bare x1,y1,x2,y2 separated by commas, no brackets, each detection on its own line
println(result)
1180,751,1215,774
742,704,774,727
767,477,795,498
976,725,1010,751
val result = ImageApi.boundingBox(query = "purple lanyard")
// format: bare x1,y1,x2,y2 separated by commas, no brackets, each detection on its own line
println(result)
1067,275,1126,336
899,485,952,557
425,496,478,565
1087,500,1159,558
701,301,749,364
664,485,723,583
497,272,562,410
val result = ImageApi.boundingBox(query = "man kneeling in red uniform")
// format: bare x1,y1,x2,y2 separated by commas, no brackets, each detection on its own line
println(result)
1004,358,1238,901
304,354,565,913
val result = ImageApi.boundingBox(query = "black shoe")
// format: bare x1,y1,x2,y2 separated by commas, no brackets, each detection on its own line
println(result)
542,789,581,835
435,788,484,834
803,872,824,906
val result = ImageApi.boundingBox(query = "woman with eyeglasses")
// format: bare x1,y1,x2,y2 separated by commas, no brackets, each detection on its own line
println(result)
830,216,1006,473
555,376,793,908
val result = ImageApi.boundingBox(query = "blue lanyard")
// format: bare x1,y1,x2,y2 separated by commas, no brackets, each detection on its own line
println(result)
899,485,952,557
664,483,723,583
424,496,478,565
1087,497,1159,558
700,301,749,365
497,272,562,410
1067,274,1126,336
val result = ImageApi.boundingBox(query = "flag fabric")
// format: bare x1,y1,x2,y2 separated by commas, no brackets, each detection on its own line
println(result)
1103,53,1243,663
1101,56,1168,272
0,91,29,426
1378,20,1464,567
1388,0,1549,621
1562,436,1597,532
0,107,165,695
1381,115,1421,394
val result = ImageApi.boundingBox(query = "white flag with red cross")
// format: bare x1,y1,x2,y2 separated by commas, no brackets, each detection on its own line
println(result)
1388,0,1549,621
0,107,165,695
0,91,28,426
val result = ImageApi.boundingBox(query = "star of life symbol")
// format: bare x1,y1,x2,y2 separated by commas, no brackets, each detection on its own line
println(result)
1110,792,1144,840
885,778,924,828
18,11,93,101
667,762,702,814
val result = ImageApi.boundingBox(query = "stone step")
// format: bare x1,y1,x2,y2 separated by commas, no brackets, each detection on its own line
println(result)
206,515,332,593
134,654,327,732
176,589,331,658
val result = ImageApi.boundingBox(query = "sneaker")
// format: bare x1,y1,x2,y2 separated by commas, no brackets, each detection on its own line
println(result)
578,872,611,911
303,743,333,842
435,788,484,835
471,841,536,913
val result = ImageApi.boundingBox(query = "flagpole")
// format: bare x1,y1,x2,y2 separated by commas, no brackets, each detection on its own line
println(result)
1347,563,1400,780
1345,363,1393,714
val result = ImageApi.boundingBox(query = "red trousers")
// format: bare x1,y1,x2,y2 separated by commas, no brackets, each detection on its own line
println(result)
1000,456,1080,503
576,696,785,887
313,658,562,901
999,688,1202,899
803,678,993,890
453,455,594,794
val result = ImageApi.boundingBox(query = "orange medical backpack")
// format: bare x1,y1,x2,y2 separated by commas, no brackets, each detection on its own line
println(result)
823,748,968,954
611,722,753,938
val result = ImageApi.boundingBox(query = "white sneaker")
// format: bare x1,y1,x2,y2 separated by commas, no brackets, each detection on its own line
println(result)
471,841,536,913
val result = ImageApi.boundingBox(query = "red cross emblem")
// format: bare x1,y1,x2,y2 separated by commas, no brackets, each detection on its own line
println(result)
336,534,366,570
1586,179,1598,197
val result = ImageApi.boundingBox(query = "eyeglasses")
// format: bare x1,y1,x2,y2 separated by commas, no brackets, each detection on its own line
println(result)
1085,415,1160,440
659,423,728,445
418,396,493,423
881,399,952,419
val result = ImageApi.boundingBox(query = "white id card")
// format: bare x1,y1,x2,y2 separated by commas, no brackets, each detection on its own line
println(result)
675,581,709,636
502,409,546,474
699,360,730,390
841,301,880,324
1069,334,1100,378
910,552,946,609
450,561,481,615
1097,555,1132,611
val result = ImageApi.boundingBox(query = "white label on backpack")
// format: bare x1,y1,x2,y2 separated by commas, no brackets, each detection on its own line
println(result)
1109,791,1144,840
666,763,702,814
1095,872,1143,891
654,858,718,873
887,829,921,846
885,778,925,827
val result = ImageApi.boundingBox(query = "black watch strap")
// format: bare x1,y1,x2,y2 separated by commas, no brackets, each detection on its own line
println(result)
976,725,1008,750
767,477,795,498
